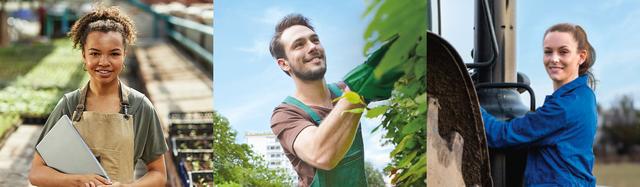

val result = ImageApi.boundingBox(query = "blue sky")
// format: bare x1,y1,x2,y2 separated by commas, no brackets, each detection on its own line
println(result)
437,0,640,110
213,0,393,171
213,0,640,179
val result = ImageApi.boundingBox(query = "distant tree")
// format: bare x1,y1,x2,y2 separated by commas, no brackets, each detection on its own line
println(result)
213,111,291,186
365,161,386,187
602,95,640,155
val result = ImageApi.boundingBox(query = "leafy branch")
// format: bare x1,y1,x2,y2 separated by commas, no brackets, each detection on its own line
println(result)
362,0,427,186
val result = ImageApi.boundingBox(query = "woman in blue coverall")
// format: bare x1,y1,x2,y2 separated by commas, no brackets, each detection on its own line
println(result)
481,23,598,186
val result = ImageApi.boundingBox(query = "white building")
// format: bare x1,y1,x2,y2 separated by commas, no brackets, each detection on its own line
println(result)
245,131,297,184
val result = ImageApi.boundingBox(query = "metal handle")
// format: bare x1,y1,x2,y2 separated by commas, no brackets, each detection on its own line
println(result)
475,82,536,111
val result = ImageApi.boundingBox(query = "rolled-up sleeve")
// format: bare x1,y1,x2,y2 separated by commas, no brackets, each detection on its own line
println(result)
271,105,315,157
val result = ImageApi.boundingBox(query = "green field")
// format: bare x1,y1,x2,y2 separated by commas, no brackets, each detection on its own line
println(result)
594,162,640,187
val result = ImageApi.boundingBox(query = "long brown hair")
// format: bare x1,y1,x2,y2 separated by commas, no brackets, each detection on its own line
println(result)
544,23,596,89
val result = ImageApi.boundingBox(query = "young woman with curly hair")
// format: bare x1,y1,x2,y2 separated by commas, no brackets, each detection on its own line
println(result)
29,5,168,187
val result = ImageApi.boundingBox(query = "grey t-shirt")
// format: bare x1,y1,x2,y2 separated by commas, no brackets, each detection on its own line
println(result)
36,86,168,165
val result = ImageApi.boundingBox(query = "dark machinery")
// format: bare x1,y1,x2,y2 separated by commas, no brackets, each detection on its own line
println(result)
428,0,536,186
427,31,493,186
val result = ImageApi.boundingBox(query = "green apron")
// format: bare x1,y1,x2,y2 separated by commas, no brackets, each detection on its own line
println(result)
283,83,368,187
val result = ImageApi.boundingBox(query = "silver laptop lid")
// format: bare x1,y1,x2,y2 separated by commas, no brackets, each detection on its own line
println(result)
36,115,110,180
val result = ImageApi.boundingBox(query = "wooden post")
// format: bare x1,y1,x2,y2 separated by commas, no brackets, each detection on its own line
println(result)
0,0,10,47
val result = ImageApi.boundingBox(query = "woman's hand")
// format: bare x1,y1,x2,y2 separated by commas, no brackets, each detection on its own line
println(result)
30,152,111,187
65,174,111,187
98,181,128,187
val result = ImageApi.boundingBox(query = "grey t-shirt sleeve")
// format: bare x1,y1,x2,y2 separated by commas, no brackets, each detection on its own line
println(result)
134,96,168,164
36,93,76,145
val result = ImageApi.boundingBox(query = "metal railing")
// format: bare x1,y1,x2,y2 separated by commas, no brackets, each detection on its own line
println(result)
126,0,213,66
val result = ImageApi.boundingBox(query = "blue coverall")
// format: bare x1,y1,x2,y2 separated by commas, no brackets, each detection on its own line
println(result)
482,75,597,186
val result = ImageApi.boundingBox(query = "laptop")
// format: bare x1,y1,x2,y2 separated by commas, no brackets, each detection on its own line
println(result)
36,115,110,180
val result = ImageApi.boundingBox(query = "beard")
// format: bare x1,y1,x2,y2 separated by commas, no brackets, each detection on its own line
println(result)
291,62,326,81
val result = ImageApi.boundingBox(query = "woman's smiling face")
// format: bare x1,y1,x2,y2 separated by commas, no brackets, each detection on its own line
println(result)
83,31,125,86
543,31,586,89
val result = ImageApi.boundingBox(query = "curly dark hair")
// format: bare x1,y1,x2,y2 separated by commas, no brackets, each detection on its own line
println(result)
68,5,137,50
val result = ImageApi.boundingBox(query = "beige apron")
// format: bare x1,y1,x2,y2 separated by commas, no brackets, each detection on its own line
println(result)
71,82,135,183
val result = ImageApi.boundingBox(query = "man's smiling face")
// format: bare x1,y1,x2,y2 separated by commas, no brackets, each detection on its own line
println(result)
279,25,327,81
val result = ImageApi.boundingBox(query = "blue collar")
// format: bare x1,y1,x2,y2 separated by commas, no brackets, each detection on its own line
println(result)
552,74,589,97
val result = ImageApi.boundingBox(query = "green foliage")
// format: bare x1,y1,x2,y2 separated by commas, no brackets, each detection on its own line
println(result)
0,39,88,118
365,161,386,187
334,91,366,104
0,87,62,117
217,181,242,187
213,111,292,186
336,91,371,115
601,95,640,154
366,105,389,118
364,0,427,80
0,42,55,87
363,0,427,186
344,91,366,105
0,112,20,140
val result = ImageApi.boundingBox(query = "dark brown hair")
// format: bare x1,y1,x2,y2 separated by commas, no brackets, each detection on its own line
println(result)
269,14,315,60
68,5,136,51
544,23,596,89
269,14,315,76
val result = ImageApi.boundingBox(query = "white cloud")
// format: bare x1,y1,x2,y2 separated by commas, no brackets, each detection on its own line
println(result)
216,60,275,139
222,90,284,130
361,117,393,169
256,6,293,26
218,69,293,142
234,6,296,62
236,40,270,58
600,0,634,12
594,50,640,72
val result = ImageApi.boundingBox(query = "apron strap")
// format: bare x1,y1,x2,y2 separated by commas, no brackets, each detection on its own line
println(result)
119,81,131,120
327,83,344,97
72,82,90,122
282,83,343,125
72,81,132,121
284,96,322,125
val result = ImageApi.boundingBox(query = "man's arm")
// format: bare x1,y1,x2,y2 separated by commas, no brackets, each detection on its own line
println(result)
292,98,363,170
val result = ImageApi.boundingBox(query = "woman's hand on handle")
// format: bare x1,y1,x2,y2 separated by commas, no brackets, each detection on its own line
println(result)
67,174,110,187
97,181,128,187
29,152,110,187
